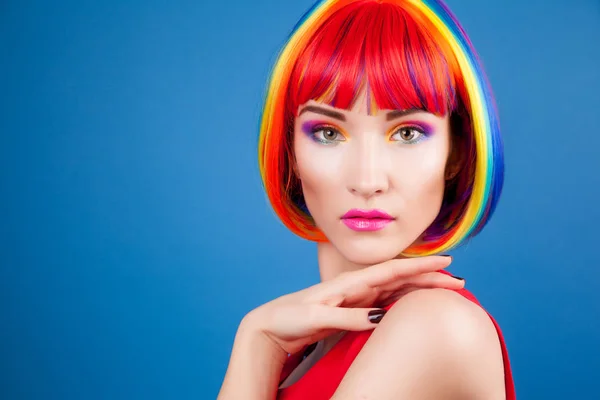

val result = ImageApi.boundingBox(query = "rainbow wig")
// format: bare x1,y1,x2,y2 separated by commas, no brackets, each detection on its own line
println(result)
257,0,504,256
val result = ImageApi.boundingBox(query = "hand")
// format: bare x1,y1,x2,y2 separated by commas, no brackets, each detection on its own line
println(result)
241,256,463,358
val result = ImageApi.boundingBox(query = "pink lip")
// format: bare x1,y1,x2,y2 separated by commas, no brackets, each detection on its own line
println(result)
341,209,395,232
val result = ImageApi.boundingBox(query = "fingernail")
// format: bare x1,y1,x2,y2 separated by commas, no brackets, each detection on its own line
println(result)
368,309,387,324
441,254,452,259
452,275,464,281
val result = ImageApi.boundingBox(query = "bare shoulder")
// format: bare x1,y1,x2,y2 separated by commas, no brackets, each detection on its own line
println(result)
332,288,506,400
385,288,505,356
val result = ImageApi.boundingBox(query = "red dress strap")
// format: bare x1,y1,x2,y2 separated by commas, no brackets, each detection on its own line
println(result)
278,271,516,399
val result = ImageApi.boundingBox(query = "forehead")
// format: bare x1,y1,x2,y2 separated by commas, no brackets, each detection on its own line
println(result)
344,88,378,115
297,91,444,123
299,88,405,118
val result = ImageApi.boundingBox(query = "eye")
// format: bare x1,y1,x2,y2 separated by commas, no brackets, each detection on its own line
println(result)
312,126,346,144
389,126,427,144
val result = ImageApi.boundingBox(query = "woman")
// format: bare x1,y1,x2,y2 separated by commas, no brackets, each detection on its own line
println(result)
218,0,515,398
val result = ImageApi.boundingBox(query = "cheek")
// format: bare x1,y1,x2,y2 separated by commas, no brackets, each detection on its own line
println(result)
391,144,448,217
293,135,343,217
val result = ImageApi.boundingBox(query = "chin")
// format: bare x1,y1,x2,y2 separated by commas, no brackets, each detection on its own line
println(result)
334,235,410,266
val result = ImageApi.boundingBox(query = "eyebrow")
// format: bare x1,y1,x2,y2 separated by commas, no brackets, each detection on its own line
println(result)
385,108,426,120
298,105,346,121
298,105,425,121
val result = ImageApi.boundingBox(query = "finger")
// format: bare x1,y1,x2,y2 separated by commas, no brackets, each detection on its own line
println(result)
359,255,453,287
321,293,346,307
376,287,419,308
307,256,453,307
311,258,454,307
307,305,389,332
375,275,464,308
378,271,464,292
304,328,341,345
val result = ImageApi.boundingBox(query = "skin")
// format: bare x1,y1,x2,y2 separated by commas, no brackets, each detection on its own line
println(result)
218,257,467,400
331,288,506,399
294,89,452,278
217,89,506,399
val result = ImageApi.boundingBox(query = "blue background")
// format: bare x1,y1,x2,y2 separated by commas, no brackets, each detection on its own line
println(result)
1,0,599,398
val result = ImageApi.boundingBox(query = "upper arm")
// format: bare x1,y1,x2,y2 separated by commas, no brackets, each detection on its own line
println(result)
331,288,506,400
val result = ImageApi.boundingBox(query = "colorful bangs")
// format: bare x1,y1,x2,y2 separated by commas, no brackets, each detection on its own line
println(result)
287,2,458,116
258,0,504,256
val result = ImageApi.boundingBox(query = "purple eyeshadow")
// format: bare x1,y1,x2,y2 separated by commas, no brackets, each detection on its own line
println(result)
401,120,435,135
301,120,326,135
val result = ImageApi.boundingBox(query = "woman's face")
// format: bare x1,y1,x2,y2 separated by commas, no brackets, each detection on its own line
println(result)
293,89,452,265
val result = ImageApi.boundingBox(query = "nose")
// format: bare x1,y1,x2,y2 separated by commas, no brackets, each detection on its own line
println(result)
346,137,390,199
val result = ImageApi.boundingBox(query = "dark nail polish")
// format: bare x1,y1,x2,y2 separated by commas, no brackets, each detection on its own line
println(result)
368,309,387,324
452,275,464,281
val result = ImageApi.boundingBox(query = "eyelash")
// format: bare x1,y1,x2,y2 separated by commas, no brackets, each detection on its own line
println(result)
309,125,346,145
388,125,429,145
308,124,429,145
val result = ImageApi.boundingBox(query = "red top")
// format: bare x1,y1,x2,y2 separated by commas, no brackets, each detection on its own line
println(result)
277,271,516,399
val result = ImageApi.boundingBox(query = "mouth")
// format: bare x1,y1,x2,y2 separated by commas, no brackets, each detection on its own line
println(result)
341,209,395,232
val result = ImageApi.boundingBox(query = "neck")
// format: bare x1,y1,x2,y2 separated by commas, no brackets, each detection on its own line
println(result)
316,240,419,282
316,242,365,281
